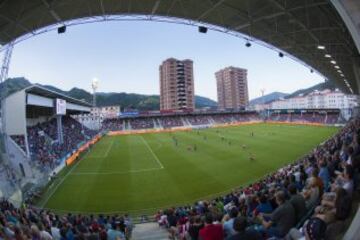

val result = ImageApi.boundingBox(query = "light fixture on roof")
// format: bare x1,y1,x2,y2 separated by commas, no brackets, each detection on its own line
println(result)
317,45,326,50
337,70,342,73
198,26,208,33
278,52,284,57
330,60,336,64
340,73,344,77
334,65,340,69
57,25,66,34
324,54,331,58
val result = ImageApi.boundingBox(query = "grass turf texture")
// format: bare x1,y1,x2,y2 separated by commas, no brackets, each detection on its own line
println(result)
39,123,338,215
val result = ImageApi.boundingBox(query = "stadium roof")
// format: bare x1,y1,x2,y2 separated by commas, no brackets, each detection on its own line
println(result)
0,0,359,94
25,84,92,107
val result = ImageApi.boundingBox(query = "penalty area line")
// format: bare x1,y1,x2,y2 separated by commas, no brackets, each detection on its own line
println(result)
140,136,164,169
86,140,114,159
70,167,162,175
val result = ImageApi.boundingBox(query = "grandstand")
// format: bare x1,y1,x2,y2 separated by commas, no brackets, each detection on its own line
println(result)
266,109,345,125
1,108,359,239
98,110,342,132
0,88,360,239
1,85,99,204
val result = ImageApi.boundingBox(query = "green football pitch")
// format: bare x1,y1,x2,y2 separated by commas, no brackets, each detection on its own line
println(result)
38,123,338,215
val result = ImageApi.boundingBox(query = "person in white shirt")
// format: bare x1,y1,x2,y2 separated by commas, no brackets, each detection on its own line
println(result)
38,224,53,240
50,222,61,240
333,165,354,197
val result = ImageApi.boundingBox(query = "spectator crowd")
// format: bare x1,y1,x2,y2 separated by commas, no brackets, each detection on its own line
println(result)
0,200,134,240
100,112,262,131
4,112,354,240
154,117,359,240
11,117,98,172
98,111,340,132
268,112,341,124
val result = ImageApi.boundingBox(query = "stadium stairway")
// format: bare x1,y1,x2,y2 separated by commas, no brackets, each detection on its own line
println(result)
132,222,169,240
153,118,162,129
181,117,191,126
156,118,163,129
126,120,132,130
122,119,126,130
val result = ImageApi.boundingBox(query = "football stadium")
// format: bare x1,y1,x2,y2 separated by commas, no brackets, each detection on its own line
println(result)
1,1,360,240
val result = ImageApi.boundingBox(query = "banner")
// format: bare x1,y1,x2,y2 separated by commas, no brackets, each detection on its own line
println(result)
65,135,102,165
56,98,66,115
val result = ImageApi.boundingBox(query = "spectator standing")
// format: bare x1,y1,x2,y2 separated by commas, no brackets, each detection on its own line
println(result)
199,213,223,240
222,207,238,237
107,223,124,240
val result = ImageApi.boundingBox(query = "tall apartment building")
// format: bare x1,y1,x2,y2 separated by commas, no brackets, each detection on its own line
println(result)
216,66,249,110
159,58,195,111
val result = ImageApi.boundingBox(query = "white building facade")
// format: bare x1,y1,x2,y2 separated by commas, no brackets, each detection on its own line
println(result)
73,105,121,129
268,89,358,119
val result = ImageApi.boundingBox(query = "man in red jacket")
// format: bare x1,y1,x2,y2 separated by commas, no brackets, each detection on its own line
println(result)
199,213,224,240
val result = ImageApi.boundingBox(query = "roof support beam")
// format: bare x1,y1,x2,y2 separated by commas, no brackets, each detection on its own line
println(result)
41,0,62,23
233,1,328,31
267,0,319,44
0,14,35,35
99,0,105,17
196,0,227,21
234,12,284,30
151,0,161,15
267,26,342,40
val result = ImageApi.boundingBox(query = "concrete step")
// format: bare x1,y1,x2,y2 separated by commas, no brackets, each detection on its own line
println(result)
132,222,169,240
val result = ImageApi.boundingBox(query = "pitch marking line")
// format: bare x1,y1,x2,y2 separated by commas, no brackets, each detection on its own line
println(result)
140,136,164,169
87,140,114,159
37,177,259,215
70,167,162,175
40,158,83,208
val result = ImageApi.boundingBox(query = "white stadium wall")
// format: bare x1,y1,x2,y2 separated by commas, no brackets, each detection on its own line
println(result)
27,94,53,107
66,103,90,112
4,91,27,136
7,136,33,178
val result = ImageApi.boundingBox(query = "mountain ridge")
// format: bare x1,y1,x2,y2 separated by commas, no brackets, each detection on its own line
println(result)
249,81,337,106
249,92,289,105
0,77,217,110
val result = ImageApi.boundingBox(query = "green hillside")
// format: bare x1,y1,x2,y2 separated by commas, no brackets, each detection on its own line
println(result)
1,77,217,110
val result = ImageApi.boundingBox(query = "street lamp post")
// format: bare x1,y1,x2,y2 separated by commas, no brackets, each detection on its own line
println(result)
91,78,100,130
91,78,99,107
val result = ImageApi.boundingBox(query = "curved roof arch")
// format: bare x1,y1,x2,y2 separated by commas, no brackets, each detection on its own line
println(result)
0,0,359,94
